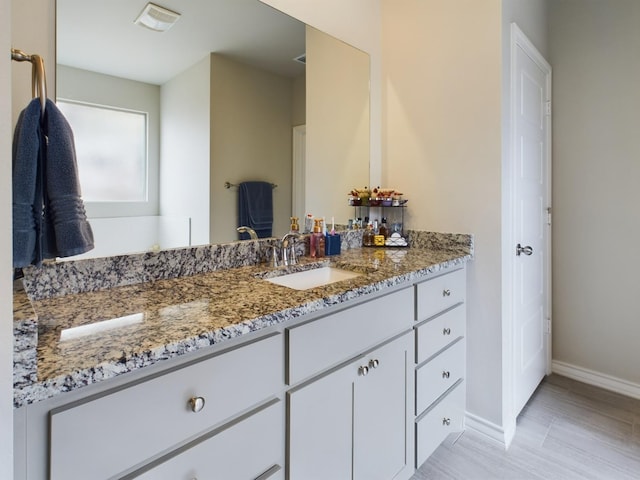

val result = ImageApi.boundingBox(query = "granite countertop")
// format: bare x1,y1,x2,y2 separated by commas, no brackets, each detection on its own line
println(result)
13,243,471,408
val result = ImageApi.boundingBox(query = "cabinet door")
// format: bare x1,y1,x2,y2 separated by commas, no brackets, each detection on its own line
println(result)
287,364,353,480
288,333,412,480
354,333,412,480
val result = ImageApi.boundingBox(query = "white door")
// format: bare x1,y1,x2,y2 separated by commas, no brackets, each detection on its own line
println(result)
510,24,552,416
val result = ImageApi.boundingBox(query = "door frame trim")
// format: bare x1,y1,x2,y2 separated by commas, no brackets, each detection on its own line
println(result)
503,22,552,444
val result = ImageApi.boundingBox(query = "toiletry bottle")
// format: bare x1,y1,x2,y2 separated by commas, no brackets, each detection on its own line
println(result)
311,219,325,257
363,223,375,247
304,214,314,234
379,217,389,239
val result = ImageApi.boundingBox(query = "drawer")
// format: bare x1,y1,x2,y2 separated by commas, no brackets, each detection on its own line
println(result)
132,400,284,480
50,333,283,480
415,380,465,468
286,287,413,385
416,304,465,363
416,339,465,415
416,268,466,321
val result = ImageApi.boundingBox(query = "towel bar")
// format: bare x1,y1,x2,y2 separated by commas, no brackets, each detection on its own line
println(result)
225,181,277,189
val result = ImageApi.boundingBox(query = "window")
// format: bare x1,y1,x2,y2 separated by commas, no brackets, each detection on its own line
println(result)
57,100,148,203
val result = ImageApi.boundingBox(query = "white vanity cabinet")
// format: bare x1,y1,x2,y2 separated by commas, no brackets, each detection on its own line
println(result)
286,287,415,480
414,267,467,468
17,332,285,480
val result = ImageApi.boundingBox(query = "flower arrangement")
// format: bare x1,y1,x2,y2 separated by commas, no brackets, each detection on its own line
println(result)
348,186,405,206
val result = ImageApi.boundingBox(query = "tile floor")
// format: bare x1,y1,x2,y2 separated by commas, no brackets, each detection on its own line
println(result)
412,374,640,479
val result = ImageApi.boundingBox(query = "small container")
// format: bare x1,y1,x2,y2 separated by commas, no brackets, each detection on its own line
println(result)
325,233,341,255
379,218,389,239
374,235,385,246
362,224,375,247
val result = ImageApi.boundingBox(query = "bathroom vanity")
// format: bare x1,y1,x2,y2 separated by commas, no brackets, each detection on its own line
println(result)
13,232,471,480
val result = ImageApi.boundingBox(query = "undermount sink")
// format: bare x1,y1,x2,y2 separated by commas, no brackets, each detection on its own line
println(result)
264,266,361,290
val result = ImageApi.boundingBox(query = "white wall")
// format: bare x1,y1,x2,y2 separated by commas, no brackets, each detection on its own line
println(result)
382,0,504,428
549,0,640,389
160,56,212,246
2,0,14,476
8,0,55,474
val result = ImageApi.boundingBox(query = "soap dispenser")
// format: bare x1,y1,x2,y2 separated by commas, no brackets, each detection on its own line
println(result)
310,219,325,258
290,216,300,234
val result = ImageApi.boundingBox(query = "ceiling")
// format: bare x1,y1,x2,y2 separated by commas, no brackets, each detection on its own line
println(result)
56,0,306,85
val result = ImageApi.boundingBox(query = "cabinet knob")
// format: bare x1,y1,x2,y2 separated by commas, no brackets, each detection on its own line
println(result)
358,365,369,376
369,359,380,369
188,396,206,413
442,418,451,426
442,370,450,379
442,327,451,336
442,289,451,297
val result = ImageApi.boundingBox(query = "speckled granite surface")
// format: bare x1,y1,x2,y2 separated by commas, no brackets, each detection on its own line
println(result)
13,232,473,408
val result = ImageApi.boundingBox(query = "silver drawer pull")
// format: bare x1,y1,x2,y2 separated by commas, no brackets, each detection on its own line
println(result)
442,289,451,297
369,359,380,369
442,417,451,426
442,371,450,379
188,396,206,413
358,365,369,376
443,327,451,335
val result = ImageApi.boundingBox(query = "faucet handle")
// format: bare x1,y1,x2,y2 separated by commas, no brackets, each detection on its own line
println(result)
288,243,298,265
269,245,280,268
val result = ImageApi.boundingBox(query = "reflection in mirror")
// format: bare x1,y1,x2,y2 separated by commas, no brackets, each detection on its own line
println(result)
56,0,369,259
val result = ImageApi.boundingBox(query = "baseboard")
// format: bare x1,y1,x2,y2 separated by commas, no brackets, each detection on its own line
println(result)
552,360,640,400
464,412,512,449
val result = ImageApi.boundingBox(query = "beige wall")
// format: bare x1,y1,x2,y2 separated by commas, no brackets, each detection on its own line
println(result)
292,73,306,127
210,54,294,243
382,0,504,426
305,26,370,222
259,0,382,186
549,0,640,387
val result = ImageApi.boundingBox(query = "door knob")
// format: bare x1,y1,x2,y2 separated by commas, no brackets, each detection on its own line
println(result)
516,244,533,256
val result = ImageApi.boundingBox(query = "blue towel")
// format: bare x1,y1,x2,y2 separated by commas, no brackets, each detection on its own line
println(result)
238,181,273,239
12,98,94,267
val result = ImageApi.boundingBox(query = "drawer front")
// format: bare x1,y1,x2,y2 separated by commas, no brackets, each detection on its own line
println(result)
416,268,466,321
286,287,413,385
134,400,284,480
50,333,283,480
416,304,465,363
416,339,465,415
415,381,465,468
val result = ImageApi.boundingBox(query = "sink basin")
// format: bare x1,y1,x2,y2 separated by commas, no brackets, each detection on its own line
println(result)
264,266,361,290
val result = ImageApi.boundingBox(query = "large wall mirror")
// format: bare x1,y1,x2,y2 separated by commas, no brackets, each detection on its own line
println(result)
56,0,370,259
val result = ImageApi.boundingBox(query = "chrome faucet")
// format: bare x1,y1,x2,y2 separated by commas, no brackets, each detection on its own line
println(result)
281,232,301,266
237,226,258,240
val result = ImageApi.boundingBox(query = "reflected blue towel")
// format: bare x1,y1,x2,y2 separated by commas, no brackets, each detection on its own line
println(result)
12,98,94,267
238,181,273,239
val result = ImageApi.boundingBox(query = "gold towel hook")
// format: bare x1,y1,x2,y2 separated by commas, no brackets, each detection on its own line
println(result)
11,48,47,117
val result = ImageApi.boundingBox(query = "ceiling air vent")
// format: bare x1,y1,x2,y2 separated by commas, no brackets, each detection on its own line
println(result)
134,3,181,32
293,53,306,65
